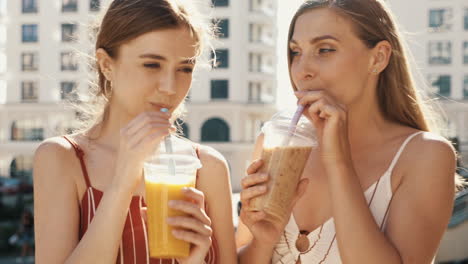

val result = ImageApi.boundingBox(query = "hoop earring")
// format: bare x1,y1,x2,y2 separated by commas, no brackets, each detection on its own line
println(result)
104,80,112,97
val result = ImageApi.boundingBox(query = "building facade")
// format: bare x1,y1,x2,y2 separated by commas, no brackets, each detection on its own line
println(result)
0,0,278,192
389,0,468,164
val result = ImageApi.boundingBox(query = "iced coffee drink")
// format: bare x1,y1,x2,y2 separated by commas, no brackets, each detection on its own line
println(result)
249,146,312,221
247,107,316,222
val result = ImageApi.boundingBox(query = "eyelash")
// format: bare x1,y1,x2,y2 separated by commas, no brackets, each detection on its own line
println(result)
143,63,193,73
144,63,160,68
290,48,336,57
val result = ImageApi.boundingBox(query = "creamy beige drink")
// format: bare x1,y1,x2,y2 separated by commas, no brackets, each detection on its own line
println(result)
248,145,312,221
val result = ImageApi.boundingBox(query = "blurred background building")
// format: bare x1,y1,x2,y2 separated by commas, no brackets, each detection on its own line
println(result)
0,0,467,263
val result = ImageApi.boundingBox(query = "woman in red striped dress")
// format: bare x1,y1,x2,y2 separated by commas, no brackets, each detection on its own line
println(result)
33,1,236,263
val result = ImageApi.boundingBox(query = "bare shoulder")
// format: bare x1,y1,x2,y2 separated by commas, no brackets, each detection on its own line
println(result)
405,131,456,163
401,131,456,184
34,135,82,184
35,136,76,161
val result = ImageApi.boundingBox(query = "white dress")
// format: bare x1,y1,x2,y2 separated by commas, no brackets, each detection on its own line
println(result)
271,132,425,264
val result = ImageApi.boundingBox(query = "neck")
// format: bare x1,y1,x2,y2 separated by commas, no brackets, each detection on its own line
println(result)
88,104,134,152
346,95,392,152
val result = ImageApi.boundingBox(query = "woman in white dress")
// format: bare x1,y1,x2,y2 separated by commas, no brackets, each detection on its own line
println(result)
236,0,464,263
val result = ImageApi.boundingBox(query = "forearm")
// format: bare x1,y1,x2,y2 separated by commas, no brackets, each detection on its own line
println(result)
238,238,275,264
327,163,402,264
65,187,133,264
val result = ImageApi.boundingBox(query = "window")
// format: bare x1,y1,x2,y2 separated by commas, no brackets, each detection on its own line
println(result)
212,49,229,68
21,52,38,71
61,81,78,101
465,8,468,30
249,52,266,72
22,24,38,43
428,8,452,32
62,23,78,42
61,52,78,71
22,0,37,13
216,19,229,38
249,82,261,102
249,23,273,44
21,81,38,102
250,0,273,14
201,118,230,142
11,120,43,141
62,0,77,12
0,0,5,17
464,41,468,64
249,23,262,43
428,75,451,98
248,81,274,103
428,41,451,65
211,80,229,99
464,75,468,99
212,0,228,7
90,0,100,11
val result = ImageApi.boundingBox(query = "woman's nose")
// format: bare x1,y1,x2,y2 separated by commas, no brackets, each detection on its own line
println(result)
158,73,176,95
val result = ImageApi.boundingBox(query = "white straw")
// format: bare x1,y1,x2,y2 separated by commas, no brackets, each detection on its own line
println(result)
161,108,176,176
282,105,305,146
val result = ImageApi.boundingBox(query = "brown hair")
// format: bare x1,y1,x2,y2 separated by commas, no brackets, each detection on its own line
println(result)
287,0,465,189
75,0,213,136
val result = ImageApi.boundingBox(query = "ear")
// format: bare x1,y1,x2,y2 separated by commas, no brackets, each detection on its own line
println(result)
369,40,392,75
96,48,115,81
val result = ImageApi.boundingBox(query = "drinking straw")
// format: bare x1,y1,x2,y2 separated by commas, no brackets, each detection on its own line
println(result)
161,108,176,176
282,105,305,146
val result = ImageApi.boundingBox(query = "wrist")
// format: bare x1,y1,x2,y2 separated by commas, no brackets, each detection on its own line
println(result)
251,237,276,253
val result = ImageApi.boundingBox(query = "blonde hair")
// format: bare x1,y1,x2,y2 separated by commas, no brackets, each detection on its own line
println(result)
287,0,465,190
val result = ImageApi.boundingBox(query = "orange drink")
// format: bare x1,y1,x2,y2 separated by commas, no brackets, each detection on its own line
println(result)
144,154,201,259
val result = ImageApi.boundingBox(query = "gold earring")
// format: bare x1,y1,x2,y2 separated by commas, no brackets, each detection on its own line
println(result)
373,68,378,74
104,80,112,96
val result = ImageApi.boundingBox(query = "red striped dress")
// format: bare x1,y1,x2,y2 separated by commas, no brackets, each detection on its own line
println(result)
63,136,218,264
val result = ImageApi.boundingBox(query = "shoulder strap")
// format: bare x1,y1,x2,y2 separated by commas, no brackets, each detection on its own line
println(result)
387,131,424,173
62,136,92,188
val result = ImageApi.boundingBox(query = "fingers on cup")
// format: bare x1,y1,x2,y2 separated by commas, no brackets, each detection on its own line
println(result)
246,159,264,174
167,216,212,237
240,184,267,203
172,229,212,247
181,187,205,208
169,200,211,226
241,173,268,189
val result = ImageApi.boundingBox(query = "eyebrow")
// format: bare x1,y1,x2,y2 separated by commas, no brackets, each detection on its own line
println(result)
289,35,340,46
139,53,196,64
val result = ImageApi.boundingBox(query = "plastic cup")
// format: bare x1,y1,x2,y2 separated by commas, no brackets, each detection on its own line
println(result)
144,153,202,258
247,108,317,222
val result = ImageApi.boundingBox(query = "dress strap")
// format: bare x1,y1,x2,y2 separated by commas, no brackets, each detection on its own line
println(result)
194,143,202,180
387,131,424,174
62,136,92,188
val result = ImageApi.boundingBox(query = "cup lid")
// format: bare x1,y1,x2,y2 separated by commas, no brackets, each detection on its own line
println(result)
144,154,202,171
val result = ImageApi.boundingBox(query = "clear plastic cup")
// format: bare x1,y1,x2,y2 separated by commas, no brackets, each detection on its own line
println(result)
144,139,202,259
247,108,317,222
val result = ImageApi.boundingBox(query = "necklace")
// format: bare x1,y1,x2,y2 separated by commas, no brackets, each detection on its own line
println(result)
283,176,383,264
294,226,323,264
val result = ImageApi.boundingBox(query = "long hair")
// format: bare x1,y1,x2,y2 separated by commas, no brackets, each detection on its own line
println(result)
74,0,214,137
287,0,465,189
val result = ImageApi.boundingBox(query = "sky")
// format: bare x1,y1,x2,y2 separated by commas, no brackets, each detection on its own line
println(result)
276,0,304,109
